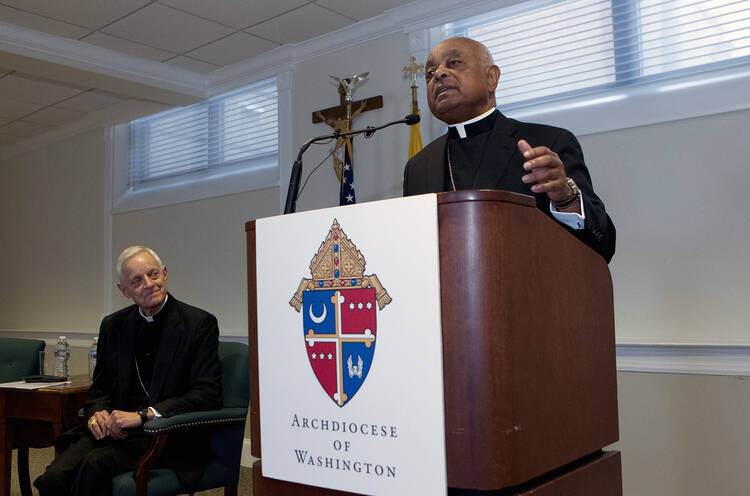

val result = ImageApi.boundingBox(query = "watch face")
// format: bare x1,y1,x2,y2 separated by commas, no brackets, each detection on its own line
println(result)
567,178,580,195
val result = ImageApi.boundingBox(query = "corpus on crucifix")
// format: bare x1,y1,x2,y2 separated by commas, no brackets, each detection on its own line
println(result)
312,73,383,205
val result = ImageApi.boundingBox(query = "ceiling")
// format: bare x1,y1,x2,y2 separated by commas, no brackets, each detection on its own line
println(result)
0,0,414,149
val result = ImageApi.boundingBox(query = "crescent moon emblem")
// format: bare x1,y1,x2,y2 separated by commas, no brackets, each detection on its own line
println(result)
309,302,327,324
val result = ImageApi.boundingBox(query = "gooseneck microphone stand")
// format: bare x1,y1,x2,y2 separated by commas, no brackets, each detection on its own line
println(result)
283,114,420,214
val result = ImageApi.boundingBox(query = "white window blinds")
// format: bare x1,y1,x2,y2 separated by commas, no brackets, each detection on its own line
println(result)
129,77,278,188
446,0,750,108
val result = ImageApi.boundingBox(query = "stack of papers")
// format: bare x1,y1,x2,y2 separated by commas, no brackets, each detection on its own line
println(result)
0,380,69,390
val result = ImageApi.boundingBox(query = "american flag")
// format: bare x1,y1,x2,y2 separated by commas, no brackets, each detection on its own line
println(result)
339,136,355,205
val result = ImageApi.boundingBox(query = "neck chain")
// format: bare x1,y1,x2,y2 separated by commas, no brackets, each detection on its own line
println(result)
134,358,151,399
447,144,457,191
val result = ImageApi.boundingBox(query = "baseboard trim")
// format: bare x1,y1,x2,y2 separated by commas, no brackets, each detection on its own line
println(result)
0,329,248,348
1,329,746,376
615,343,750,376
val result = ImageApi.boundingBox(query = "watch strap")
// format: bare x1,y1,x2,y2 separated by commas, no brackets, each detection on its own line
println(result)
553,178,580,209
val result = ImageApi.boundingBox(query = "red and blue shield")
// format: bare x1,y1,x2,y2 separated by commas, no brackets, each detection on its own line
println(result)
302,287,376,407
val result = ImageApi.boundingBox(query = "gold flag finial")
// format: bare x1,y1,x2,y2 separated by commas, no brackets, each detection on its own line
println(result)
402,56,423,87
403,56,424,158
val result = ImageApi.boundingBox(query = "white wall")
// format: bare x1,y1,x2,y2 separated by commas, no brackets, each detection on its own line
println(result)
0,128,107,333
612,372,749,496
579,109,750,344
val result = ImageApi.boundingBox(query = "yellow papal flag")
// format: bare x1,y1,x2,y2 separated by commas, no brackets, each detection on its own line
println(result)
408,110,423,159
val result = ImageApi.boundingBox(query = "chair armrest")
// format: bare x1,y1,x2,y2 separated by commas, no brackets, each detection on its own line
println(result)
142,407,248,435
134,434,168,496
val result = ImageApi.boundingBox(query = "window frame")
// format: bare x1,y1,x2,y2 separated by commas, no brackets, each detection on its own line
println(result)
112,77,282,214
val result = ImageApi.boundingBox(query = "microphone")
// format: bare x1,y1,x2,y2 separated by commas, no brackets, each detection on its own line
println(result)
363,114,420,137
284,115,421,214
404,113,420,125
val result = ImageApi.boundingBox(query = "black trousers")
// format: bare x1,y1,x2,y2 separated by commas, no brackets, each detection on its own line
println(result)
34,433,152,496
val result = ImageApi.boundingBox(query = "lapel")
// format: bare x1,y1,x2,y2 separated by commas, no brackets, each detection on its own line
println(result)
149,295,183,402
471,112,519,189
118,306,138,400
424,134,448,193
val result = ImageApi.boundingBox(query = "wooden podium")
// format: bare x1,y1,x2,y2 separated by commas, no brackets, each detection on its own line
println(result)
245,191,621,495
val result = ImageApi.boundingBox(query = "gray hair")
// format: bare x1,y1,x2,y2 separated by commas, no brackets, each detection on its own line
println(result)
443,37,495,67
472,38,495,68
116,246,163,280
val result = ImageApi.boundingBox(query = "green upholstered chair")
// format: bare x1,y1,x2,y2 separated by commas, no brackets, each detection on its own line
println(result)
0,337,46,496
0,337,44,383
112,341,249,496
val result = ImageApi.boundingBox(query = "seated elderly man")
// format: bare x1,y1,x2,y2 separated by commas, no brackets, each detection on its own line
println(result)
35,246,222,496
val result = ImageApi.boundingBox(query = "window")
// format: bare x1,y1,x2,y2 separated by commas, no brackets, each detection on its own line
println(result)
128,77,278,189
445,0,750,110
639,0,750,76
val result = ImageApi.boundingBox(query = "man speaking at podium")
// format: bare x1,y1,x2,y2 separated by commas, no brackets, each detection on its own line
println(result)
403,37,615,262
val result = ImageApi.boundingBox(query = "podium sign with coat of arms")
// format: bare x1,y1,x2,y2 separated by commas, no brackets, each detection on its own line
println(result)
256,195,446,496
290,219,391,408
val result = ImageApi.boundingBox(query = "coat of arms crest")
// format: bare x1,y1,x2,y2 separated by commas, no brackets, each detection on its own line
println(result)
290,219,391,407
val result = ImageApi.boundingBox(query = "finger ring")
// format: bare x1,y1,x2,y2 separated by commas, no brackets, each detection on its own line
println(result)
89,418,97,426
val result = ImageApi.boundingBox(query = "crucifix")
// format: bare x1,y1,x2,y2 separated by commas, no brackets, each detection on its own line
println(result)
312,73,383,183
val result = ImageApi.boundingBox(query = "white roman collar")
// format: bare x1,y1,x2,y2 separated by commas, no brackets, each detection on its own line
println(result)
448,108,497,138
139,293,169,322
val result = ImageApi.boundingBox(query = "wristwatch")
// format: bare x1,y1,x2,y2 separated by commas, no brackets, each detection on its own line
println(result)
553,177,580,209
137,408,149,426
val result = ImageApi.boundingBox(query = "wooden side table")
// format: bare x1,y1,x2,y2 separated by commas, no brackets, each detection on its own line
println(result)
0,375,89,496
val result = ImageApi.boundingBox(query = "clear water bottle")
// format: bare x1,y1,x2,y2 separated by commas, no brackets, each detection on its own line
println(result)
88,336,98,382
53,335,70,379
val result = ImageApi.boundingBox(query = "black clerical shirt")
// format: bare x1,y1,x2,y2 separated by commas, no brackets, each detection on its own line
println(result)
444,109,499,191
125,299,166,412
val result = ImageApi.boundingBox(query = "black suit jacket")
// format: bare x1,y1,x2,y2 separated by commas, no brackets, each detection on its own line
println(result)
403,111,616,262
83,294,222,487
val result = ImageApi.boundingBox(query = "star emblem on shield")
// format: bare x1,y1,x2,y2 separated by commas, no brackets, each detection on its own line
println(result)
290,219,391,407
